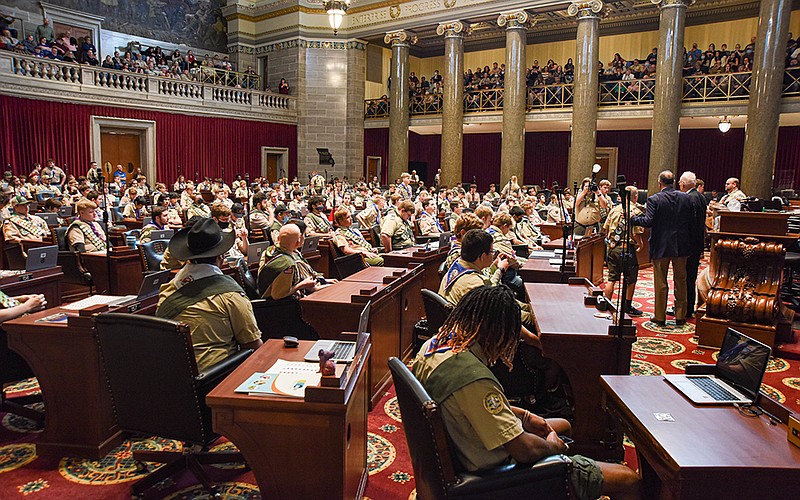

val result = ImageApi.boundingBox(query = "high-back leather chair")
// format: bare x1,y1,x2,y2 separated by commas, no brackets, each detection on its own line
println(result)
52,227,93,292
235,257,259,300
251,297,318,340
370,224,382,248
139,239,169,274
388,357,573,500
0,327,44,425
95,313,252,497
417,289,453,350
333,253,367,279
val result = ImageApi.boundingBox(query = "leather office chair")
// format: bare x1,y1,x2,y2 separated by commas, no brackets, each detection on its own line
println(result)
389,357,572,500
52,227,94,292
35,191,54,203
4,242,26,270
370,224,382,248
334,253,367,279
388,357,573,500
0,326,45,426
416,289,453,351
438,260,448,279
234,257,260,300
251,297,318,340
94,313,252,498
512,244,530,259
139,239,169,274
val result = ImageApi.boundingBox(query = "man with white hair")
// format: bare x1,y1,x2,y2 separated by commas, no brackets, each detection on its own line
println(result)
679,171,708,317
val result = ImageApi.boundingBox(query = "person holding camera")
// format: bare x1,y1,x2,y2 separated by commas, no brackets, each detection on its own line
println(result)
602,186,644,316
574,176,608,236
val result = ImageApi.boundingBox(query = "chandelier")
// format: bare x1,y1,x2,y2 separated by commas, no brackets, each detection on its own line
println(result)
324,0,350,35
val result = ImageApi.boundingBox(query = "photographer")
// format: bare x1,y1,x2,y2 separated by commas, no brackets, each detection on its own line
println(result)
574,176,608,236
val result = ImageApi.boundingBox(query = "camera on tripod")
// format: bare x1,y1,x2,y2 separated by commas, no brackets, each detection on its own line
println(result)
588,163,602,192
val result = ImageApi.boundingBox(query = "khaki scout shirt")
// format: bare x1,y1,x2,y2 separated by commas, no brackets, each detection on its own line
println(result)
304,211,332,234
602,203,644,250
356,205,381,228
2,213,48,243
411,341,523,471
157,279,261,372
258,245,317,300
380,211,414,250
249,209,271,231
67,220,107,252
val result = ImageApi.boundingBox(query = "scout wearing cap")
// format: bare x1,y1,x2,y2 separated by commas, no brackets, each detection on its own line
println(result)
156,218,262,371
2,195,48,245
270,203,289,245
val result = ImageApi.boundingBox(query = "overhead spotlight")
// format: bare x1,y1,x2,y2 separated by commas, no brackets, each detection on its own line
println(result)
718,116,732,133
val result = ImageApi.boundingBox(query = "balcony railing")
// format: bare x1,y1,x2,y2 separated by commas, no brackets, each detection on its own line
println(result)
365,69,800,118
411,93,443,115
1,52,295,121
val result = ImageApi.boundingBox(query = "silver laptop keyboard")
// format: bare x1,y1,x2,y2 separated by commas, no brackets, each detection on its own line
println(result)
690,377,737,401
331,342,355,359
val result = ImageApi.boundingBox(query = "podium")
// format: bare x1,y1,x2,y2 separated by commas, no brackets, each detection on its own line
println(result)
696,211,798,348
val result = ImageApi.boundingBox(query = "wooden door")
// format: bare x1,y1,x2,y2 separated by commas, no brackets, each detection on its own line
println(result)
366,157,380,181
100,132,141,184
594,157,610,182
265,154,279,184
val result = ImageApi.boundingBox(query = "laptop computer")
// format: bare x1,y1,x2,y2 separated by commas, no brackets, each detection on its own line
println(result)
664,328,771,405
438,231,452,249
26,245,58,272
302,235,321,254
38,212,59,226
247,241,270,265
57,205,73,217
142,216,152,226
304,301,370,363
149,229,174,241
107,269,173,307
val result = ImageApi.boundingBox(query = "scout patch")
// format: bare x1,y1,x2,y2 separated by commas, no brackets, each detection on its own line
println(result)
483,392,504,415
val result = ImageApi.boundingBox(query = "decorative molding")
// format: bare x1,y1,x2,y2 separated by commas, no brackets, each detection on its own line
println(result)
384,30,418,45
435,20,468,37
228,45,256,55
497,11,531,30
651,0,696,7
257,38,366,53
567,1,605,18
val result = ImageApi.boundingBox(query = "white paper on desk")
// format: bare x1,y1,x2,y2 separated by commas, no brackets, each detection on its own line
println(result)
62,295,130,310
265,359,322,397
529,251,556,259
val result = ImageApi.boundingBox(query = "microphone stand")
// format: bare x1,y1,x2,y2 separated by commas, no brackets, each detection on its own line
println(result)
244,173,251,234
553,181,569,282
99,170,112,295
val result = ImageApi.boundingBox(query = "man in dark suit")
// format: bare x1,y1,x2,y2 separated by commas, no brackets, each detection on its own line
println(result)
631,170,691,326
680,171,708,316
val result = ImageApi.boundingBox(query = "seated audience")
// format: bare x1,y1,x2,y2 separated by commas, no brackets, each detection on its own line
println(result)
333,207,383,266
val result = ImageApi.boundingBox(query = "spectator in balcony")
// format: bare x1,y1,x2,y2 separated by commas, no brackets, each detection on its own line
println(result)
101,55,116,69
21,34,36,53
85,49,99,66
0,28,20,50
279,77,289,95
35,17,54,44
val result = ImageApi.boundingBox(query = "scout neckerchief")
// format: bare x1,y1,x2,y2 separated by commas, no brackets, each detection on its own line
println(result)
307,211,331,232
68,219,107,251
9,214,46,239
443,259,478,292
338,226,372,251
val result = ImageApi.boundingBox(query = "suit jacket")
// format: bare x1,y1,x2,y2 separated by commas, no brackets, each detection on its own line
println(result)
631,186,691,260
685,188,708,256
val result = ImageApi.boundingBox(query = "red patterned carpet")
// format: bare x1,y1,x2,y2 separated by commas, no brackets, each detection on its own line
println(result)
1,259,798,499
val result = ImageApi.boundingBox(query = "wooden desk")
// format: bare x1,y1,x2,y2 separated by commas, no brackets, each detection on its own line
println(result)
601,375,800,499
526,281,635,460
533,234,605,284
313,238,333,278
207,339,369,500
519,258,564,283
0,267,63,307
81,247,144,295
4,296,158,458
300,266,424,407
537,222,564,241
381,245,448,292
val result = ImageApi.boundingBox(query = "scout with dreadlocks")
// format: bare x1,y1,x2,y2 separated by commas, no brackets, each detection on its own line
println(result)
411,286,641,500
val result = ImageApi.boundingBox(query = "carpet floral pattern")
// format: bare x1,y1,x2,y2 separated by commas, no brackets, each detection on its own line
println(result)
0,260,798,498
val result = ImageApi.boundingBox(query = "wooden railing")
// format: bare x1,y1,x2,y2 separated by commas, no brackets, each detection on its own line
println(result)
364,69,800,118
2,52,295,121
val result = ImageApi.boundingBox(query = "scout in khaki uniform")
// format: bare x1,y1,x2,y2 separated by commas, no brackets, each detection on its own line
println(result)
356,195,385,228
574,177,608,236
156,218,262,372
2,195,48,245
187,196,211,219
602,186,645,317
269,204,290,246
122,196,149,219
304,196,334,236
380,200,415,252
418,200,443,236
139,206,170,244
333,208,383,267
411,286,641,500
510,206,543,251
249,192,274,232
442,213,483,270
67,199,107,253
258,224,334,300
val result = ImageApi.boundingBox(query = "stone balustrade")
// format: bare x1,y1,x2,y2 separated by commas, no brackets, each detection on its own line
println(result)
0,52,296,124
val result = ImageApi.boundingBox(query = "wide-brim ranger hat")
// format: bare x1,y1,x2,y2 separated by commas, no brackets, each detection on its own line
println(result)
168,218,235,261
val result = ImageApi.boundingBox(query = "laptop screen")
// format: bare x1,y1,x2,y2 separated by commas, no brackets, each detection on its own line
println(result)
716,328,771,400
357,301,371,334
137,270,172,299
438,231,452,249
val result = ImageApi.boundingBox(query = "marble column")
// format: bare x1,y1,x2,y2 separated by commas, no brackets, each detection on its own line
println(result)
741,0,792,199
385,30,416,184
567,1,603,188
648,0,690,191
437,21,467,189
498,11,530,188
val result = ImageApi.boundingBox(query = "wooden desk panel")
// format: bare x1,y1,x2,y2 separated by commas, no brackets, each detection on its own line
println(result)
519,258,563,283
527,282,634,461
0,267,63,307
601,375,800,499
207,340,369,500
381,245,448,292
81,248,144,295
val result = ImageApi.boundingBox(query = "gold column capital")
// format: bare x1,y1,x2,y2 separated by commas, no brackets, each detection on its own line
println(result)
384,30,418,46
650,0,694,7
436,20,469,37
567,0,604,18
497,11,535,29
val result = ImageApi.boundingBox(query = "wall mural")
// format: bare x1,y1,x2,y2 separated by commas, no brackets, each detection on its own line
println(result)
5,0,228,52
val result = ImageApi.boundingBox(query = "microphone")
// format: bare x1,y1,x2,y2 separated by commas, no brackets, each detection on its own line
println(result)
617,174,627,204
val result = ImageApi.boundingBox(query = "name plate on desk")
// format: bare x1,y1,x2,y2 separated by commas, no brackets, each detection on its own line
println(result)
18,273,33,282
126,302,142,313
411,249,439,257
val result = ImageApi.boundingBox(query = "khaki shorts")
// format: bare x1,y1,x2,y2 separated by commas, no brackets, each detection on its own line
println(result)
569,454,604,500
606,246,638,283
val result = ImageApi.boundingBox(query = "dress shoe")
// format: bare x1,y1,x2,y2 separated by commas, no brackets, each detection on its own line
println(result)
652,319,666,327
675,319,686,326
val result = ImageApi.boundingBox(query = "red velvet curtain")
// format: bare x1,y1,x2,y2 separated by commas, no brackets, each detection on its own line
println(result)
677,128,745,191
0,95,298,183
775,126,800,191
364,127,389,184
